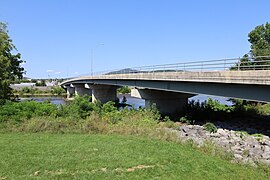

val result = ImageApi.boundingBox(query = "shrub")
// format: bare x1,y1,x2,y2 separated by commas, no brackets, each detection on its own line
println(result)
59,95,96,119
21,87,30,93
203,122,217,133
179,116,194,125
185,98,249,122
117,86,131,94
0,100,58,122
51,86,66,95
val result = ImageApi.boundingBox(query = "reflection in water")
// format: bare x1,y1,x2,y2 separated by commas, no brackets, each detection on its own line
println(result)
20,94,232,107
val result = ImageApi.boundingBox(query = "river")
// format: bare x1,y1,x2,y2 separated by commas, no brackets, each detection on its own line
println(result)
19,94,232,107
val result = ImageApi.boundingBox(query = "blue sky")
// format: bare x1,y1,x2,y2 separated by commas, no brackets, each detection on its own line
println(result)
1,0,269,78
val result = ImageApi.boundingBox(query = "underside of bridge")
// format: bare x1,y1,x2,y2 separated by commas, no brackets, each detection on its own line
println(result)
64,83,195,114
65,84,119,104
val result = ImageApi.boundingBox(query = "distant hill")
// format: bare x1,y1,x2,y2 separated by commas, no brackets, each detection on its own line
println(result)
105,68,140,75
105,68,183,75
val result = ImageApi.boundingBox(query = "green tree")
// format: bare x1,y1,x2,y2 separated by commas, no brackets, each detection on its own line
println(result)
0,22,24,102
233,22,270,70
248,22,270,57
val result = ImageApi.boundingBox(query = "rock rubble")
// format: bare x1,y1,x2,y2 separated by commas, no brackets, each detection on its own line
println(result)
170,124,270,166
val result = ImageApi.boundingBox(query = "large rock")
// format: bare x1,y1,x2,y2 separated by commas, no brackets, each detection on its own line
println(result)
234,154,243,160
261,152,270,159
217,128,229,137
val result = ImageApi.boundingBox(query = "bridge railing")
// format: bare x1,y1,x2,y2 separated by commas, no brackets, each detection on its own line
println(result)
96,56,270,75
66,56,270,79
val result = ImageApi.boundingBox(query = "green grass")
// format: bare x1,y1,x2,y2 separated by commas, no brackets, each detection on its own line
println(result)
0,133,269,179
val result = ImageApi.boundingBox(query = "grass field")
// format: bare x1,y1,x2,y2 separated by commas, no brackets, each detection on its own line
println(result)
0,133,269,179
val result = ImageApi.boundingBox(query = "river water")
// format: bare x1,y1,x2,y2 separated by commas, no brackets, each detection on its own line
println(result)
20,94,232,107
19,97,66,105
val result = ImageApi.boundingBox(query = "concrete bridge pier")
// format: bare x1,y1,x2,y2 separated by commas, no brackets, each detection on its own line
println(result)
65,85,75,99
131,89,195,114
88,84,118,103
72,84,92,97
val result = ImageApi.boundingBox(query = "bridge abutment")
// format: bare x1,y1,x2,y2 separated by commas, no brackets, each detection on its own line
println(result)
132,89,195,114
88,84,118,103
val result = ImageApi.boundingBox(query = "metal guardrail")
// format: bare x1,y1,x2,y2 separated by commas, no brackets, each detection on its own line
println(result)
67,56,270,79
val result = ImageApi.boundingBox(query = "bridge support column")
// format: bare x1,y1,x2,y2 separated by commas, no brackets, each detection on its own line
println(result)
131,89,195,114
72,84,92,97
65,85,75,99
89,85,118,103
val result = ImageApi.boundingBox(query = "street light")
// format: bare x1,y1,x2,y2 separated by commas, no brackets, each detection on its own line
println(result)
91,43,104,76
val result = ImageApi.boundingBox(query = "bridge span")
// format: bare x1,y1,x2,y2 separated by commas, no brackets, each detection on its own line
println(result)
61,57,270,114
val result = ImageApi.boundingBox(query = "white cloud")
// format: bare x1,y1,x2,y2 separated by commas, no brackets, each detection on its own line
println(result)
46,70,54,73
54,71,61,75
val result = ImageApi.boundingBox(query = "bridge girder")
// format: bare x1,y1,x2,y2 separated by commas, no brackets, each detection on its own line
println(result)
62,79,270,103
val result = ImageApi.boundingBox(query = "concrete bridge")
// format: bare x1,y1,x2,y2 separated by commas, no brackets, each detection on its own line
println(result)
61,57,270,114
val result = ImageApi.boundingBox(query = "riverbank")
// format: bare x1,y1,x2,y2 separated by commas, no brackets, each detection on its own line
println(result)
12,86,66,97
1,96,270,169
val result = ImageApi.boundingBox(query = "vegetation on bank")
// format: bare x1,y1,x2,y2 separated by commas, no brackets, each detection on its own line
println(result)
12,86,66,96
0,96,270,177
1,96,270,133
0,96,166,135
182,98,270,124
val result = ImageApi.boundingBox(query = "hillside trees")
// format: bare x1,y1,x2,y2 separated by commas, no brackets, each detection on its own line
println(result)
0,22,24,102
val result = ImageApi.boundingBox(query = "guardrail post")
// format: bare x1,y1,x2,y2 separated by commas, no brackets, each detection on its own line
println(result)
237,57,241,71
201,62,203,72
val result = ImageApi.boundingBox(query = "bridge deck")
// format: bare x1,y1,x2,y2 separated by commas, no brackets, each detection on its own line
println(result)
64,70,270,86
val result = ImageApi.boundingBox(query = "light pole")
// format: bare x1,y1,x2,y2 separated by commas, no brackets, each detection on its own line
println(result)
91,43,104,76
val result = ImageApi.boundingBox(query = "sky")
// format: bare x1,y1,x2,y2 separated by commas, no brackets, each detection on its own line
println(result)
0,0,269,78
